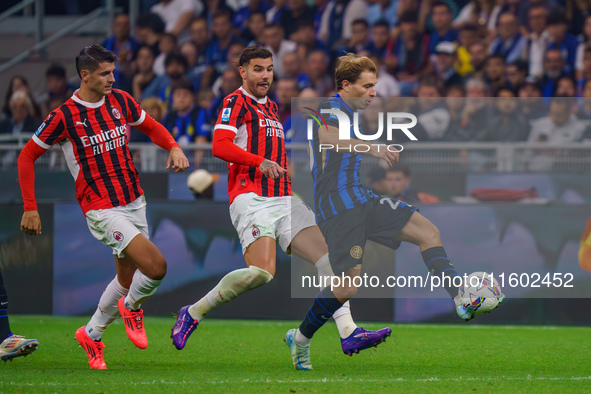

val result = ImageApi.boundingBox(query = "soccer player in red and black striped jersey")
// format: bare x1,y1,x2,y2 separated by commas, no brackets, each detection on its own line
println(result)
18,45,189,369
171,46,392,361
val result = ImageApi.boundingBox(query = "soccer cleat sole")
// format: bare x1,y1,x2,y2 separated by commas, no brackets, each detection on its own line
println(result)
1,342,38,362
345,332,391,357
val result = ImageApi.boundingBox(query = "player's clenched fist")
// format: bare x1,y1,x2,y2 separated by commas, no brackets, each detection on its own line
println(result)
259,159,286,179
20,210,42,235
166,146,190,172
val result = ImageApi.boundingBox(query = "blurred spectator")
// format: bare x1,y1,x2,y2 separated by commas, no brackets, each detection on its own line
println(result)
367,0,398,29
547,12,578,76
484,54,506,93
489,12,528,64
208,68,242,121
204,9,244,80
454,0,502,33
371,56,400,97
282,52,311,91
266,0,287,24
180,40,200,73
275,78,299,124
101,13,140,92
526,4,550,78
147,52,190,108
428,1,458,55
317,0,367,50
135,13,166,57
154,33,178,75
577,79,591,119
197,88,215,111
188,17,210,61
337,19,370,55
2,76,41,121
211,41,247,94
456,24,480,77
129,97,167,143
151,0,204,37
565,0,590,36
384,164,420,204
449,77,492,141
241,10,267,44
293,21,331,60
518,76,546,121
484,86,529,141
506,60,528,91
234,0,270,30
541,48,566,97
578,47,591,95
42,64,76,116
305,50,333,97
132,45,159,101
433,41,463,89
467,41,487,79
0,91,41,139
555,75,577,97
279,0,315,39
529,99,586,143
413,79,450,141
162,77,211,145
387,11,431,96
576,15,591,81
364,19,391,59
444,84,466,138
263,24,297,79
367,166,388,196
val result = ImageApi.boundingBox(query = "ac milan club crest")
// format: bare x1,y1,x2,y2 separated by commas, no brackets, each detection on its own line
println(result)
252,226,260,238
112,108,121,119
113,231,124,241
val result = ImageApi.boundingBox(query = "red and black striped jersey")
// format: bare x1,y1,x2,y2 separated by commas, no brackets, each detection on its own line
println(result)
33,89,146,215
214,87,291,203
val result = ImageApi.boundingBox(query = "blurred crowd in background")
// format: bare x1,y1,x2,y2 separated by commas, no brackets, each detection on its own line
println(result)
3,0,591,146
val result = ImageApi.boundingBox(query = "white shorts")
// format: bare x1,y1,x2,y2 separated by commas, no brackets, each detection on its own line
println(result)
229,193,317,255
85,195,149,258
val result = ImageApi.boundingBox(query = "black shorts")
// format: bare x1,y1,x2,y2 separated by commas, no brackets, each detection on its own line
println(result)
317,196,417,274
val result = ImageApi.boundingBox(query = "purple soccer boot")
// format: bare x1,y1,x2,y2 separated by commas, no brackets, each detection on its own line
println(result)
171,305,199,350
341,327,392,356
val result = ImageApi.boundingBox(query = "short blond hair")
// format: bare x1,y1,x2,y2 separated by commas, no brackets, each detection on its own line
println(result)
334,53,377,91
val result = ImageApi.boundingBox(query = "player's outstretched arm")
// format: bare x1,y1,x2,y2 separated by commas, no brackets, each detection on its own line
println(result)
166,146,190,173
18,139,47,235
319,125,400,166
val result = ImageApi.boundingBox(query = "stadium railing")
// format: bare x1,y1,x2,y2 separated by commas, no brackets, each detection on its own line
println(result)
1,134,591,174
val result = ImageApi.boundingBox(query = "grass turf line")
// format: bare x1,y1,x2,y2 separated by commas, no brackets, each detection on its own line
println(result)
1,315,590,393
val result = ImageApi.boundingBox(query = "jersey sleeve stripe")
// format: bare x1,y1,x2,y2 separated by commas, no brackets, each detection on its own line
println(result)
128,110,146,126
214,124,238,133
32,134,51,149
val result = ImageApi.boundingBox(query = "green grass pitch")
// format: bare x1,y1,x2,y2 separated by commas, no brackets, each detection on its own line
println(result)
2,316,590,393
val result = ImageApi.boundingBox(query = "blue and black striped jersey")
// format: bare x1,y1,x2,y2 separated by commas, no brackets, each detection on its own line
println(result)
310,93,378,222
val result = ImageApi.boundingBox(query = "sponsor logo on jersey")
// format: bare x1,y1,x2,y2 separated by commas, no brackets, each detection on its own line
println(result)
350,245,363,259
76,118,88,127
221,107,231,122
113,231,124,242
252,226,260,238
112,108,121,119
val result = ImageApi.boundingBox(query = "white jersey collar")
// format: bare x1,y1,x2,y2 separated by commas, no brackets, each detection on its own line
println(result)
71,89,105,108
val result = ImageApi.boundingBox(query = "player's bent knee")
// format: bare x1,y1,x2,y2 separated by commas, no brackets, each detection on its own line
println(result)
145,257,167,280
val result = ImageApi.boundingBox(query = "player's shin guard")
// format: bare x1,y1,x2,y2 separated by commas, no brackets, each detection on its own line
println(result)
188,265,273,321
298,287,344,340
0,269,11,341
422,246,460,298
124,270,162,311
314,254,357,338
86,276,128,341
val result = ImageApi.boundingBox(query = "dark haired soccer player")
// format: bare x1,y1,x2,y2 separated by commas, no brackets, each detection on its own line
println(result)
0,268,38,361
18,44,189,369
171,46,391,360
284,53,501,370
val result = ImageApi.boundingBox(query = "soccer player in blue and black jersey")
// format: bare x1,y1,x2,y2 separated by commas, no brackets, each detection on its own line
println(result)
285,53,497,370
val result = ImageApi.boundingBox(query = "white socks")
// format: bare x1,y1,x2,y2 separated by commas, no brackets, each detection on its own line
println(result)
315,253,358,339
86,276,128,341
188,265,273,321
295,328,311,346
123,270,162,311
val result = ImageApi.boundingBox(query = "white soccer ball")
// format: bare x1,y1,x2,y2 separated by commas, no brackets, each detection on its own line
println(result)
458,272,503,315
